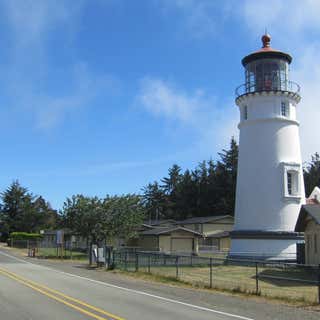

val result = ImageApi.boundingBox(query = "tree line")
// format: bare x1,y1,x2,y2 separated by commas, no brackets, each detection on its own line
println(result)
141,138,238,221
0,139,320,242
0,182,145,243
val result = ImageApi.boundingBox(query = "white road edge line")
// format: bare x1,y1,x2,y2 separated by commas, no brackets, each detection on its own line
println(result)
0,250,255,320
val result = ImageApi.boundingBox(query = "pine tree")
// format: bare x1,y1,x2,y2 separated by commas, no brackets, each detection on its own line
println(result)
0,181,56,236
304,152,320,196
141,182,166,222
161,164,182,218
141,137,239,220
216,137,238,215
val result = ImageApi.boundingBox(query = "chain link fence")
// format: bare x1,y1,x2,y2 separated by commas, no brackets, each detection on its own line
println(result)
110,249,320,304
9,239,88,260
7,240,320,304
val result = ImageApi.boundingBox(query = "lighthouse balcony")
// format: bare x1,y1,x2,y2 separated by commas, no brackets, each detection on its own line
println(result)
235,80,300,103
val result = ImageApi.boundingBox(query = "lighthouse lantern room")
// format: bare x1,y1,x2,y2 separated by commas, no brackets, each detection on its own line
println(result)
230,34,305,260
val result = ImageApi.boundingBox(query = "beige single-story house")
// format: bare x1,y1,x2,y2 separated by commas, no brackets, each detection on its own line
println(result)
136,226,202,254
176,215,234,251
295,187,320,265
126,215,234,254
176,215,234,234
200,231,231,251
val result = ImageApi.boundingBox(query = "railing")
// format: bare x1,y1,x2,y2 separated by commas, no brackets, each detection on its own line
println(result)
235,80,300,99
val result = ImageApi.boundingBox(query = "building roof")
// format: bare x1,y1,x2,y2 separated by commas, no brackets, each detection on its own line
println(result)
307,186,320,204
204,231,230,238
140,226,202,237
143,219,176,226
295,204,320,232
177,215,233,225
242,34,292,66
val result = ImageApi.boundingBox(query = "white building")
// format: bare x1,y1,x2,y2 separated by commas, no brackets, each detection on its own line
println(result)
230,34,305,260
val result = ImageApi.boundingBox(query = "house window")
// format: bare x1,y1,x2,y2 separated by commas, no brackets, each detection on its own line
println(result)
243,105,248,120
281,101,289,117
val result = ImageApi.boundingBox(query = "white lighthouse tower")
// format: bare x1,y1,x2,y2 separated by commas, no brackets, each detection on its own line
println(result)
230,34,305,260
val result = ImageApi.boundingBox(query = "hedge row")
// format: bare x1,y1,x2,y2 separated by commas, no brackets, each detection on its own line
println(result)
9,232,43,240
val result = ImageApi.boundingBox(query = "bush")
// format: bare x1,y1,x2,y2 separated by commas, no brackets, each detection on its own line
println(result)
8,232,43,247
10,232,43,240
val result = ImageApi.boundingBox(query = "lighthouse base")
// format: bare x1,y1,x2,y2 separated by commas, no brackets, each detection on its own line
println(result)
229,231,304,261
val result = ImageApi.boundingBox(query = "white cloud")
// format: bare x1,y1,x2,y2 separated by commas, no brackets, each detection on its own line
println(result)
138,77,238,153
292,45,320,161
139,78,210,122
242,0,320,37
157,0,234,38
32,63,117,130
0,0,119,130
1,0,84,47
158,0,320,42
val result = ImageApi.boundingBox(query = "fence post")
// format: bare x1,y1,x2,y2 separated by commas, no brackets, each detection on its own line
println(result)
190,254,193,267
148,255,151,273
255,262,259,295
175,256,179,279
210,258,213,288
112,248,115,267
124,251,128,271
135,253,139,272
318,264,320,304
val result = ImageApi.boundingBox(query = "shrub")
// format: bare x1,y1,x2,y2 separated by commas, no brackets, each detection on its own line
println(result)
10,232,43,240
7,232,43,247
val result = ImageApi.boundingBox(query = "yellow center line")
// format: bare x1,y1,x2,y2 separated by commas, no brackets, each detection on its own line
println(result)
0,267,125,320
0,267,124,320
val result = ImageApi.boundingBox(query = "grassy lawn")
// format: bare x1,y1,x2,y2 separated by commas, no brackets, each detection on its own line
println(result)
119,263,319,304
37,247,88,260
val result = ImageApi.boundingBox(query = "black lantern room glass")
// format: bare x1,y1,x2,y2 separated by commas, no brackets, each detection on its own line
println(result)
245,59,289,93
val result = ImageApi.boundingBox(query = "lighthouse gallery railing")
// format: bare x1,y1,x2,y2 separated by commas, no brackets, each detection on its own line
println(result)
235,80,300,99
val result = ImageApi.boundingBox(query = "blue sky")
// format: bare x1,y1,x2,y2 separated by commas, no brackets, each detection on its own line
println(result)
0,0,319,209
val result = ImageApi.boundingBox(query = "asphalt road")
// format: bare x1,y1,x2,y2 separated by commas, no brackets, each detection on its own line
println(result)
0,248,319,320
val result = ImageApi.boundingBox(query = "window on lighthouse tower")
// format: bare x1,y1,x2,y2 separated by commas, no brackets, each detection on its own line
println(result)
243,105,248,120
287,172,293,195
283,163,301,199
286,170,299,196
281,101,289,117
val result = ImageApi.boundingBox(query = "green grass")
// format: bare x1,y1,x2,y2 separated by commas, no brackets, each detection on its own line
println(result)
37,247,88,260
112,263,319,304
